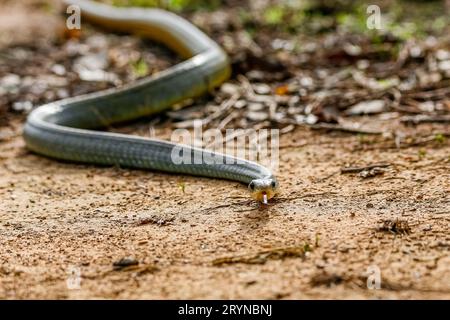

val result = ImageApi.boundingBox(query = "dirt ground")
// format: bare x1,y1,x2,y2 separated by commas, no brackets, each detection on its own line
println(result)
1,117,449,299
0,0,449,299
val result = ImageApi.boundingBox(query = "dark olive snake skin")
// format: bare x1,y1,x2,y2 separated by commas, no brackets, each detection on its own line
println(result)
23,0,277,199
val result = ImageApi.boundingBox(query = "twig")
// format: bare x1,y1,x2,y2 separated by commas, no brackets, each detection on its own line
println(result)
202,93,240,126
275,119,383,135
400,114,450,124
309,123,383,135
407,86,450,100
341,163,391,174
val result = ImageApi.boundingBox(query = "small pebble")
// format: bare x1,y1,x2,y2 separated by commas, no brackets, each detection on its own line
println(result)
113,257,139,269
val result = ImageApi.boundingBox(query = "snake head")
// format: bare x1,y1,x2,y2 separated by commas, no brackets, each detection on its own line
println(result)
248,178,278,204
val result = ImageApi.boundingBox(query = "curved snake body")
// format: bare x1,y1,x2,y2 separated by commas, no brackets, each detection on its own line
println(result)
23,0,278,202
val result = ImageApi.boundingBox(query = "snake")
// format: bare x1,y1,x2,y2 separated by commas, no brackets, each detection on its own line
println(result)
23,0,278,203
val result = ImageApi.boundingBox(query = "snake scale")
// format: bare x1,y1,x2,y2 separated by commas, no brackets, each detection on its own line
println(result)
23,0,278,203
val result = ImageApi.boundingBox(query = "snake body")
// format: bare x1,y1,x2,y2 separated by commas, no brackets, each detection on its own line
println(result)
23,0,278,202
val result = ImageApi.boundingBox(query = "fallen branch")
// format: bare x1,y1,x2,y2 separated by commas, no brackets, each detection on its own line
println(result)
400,114,450,125
340,163,392,174
212,246,309,266
309,123,383,135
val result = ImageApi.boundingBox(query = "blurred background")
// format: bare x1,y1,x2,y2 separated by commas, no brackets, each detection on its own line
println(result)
1,0,449,136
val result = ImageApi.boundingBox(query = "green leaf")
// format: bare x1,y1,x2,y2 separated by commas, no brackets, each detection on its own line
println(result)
132,59,149,78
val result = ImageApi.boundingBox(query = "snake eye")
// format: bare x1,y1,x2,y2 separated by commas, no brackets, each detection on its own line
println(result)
249,182,255,190
271,181,276,188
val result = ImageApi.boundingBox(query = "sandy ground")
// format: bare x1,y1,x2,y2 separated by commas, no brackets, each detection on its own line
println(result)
0,0,449,300
1,117,449,299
